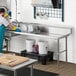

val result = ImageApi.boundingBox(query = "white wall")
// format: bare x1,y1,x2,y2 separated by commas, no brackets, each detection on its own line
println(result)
9,36,26,53
0,0,7,6
9,0,76,63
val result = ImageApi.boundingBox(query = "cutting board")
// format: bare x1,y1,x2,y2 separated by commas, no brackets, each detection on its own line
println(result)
0,54,29,67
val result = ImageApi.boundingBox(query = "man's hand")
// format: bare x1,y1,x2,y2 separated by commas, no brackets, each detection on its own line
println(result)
8,23,16,30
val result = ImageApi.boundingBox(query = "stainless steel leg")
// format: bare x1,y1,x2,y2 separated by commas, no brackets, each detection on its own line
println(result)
7,32,12,51
65,37,68,62
30,65,33,76
57,39,60,66
14,70,17,76
7,39,10,51
6,39,9,51
5,32,11,51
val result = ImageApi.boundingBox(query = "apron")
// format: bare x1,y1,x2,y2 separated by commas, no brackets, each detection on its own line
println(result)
0,24,6,52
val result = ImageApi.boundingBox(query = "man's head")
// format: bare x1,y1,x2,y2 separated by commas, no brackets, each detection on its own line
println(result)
0,8,5,17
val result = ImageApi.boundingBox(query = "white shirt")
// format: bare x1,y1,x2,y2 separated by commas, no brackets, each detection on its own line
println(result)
0,15,9,27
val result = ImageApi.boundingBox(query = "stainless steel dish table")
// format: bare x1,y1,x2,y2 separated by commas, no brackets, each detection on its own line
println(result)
6,22,72,66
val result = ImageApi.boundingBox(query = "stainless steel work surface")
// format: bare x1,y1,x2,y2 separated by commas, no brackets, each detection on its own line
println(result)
11,31,68,40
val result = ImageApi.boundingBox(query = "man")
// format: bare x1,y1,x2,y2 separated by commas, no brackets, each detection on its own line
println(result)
0,8,14,52
0,8,13,28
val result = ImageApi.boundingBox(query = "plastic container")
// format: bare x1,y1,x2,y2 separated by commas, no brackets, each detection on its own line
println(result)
26,39,35,52
38,41,48,55
33,44,39,54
